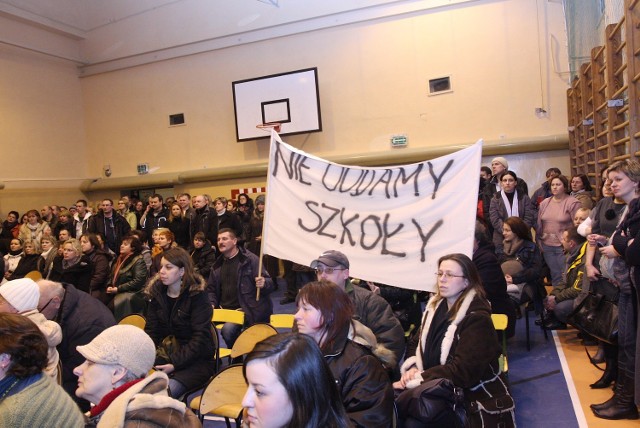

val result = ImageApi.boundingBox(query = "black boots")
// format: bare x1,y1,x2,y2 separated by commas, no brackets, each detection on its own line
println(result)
589,356,616,389
591,371,639,420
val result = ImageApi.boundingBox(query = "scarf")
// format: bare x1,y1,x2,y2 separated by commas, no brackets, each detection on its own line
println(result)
502,237,524,257
111,253,133,285
89,378,145,418
500,190,519,218
62,256,81,270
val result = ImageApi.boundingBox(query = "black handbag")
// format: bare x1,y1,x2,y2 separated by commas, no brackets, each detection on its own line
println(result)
395,378,467,426
567,277,619,345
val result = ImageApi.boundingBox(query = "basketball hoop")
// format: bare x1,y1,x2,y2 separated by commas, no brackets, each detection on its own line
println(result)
256,122,281,133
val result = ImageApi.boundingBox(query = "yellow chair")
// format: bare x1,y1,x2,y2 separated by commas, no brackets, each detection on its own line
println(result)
118,314,146,329
211,309,245,370
193,364,246,426
230,323,278,360
491,313,509,374
212,309,245,330
269,313,295,329
24,270,43,281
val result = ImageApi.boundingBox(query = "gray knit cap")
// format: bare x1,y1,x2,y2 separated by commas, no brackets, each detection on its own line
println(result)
77,325,156,377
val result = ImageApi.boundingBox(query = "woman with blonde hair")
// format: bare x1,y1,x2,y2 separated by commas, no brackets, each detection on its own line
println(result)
48,238,91,293
590,159,640,420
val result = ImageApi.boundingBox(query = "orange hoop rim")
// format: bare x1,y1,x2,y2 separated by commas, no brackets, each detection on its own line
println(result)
256,123,281,133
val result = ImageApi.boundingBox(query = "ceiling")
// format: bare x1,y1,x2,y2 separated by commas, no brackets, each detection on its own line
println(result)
0,0,482,75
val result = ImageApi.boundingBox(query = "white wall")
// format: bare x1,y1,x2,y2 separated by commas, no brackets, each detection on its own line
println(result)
79,0,570,179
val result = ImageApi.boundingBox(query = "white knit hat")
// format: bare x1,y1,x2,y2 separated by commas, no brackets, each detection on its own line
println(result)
77,325,156,377
0,278,40,313
492,156,509,169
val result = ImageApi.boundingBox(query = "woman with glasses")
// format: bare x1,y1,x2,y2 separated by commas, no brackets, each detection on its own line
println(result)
294,280,395,428
395,253,513,427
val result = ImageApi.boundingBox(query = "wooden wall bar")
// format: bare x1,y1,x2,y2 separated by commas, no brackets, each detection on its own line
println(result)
568,0,640,196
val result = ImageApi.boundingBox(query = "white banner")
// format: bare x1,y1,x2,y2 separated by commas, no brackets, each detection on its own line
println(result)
263,131,482,291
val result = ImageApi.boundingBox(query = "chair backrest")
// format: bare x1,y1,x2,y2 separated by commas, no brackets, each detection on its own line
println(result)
230,323,278,359
118,314,146,329
269,313,295,329
212,308,245,326
491,314,508,331
24,270,43,281
199,364,246,417
491,314,509,373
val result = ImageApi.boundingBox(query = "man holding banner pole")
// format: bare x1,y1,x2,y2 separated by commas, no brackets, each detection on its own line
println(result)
206,228,274,349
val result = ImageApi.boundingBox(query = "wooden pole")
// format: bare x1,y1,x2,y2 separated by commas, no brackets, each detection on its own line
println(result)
254,125,279,301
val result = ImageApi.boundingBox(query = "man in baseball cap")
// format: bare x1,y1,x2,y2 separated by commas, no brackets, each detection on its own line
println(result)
309,250,404,370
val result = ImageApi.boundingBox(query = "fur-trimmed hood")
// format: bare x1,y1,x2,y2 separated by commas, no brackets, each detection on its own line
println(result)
349,319,397,369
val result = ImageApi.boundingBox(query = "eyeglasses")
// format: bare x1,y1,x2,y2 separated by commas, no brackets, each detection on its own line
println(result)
38,298,54,312
315,267,345,275
435,272,465,280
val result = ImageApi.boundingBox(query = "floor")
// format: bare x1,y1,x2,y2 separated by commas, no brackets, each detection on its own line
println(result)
198,280,638,427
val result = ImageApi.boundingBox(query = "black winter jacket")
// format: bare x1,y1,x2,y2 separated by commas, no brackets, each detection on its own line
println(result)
55,284,116,410
325,325,394,428
190,242,216,280
49,255,92,294
207,247,274,326
87,212,132,254
144,275,216,391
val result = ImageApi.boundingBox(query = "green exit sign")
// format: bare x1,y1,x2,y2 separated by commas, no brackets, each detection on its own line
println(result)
391,135,408,147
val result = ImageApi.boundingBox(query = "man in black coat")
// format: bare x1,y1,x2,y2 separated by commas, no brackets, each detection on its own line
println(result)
140,193,169,246
87,199,131,254
37,280,116,411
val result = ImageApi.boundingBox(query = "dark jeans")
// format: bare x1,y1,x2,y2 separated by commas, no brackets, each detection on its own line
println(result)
618,288,637,377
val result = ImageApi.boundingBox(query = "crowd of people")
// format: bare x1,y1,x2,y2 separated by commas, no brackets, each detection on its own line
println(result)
0,156,638,426
478,157,640,421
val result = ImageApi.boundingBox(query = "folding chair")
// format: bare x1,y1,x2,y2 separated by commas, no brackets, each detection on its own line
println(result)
269,313,295,329
491,313,509,375
193,364,246,427
118,313,146,329
230,323,278,361
210,309,244,372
